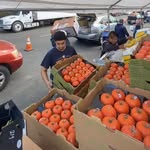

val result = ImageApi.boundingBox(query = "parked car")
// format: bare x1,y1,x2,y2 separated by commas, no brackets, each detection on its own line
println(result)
76,13,117,44
100,23,116,43
0,40,23,91
145,10,150,22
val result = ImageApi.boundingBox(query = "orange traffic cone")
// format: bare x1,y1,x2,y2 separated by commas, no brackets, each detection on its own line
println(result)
25,36,32,51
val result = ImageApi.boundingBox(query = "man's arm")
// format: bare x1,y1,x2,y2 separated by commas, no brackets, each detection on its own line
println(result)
41,66,52,91
123,26,129,37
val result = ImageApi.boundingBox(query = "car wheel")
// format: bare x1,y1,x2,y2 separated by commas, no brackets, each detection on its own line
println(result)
0,66,10,91
97,36,102,45
76,37,83,41
12,21,23,32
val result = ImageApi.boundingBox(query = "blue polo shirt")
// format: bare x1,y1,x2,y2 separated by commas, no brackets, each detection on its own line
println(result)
41,46,77,81
41,46,77,69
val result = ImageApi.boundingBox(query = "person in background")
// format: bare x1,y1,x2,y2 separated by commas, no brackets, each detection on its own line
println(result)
115,19,131,45
41,30,77,91
101,31,124,56
133,16,143,38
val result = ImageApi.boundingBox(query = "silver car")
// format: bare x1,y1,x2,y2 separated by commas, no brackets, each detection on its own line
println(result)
77,13,117,44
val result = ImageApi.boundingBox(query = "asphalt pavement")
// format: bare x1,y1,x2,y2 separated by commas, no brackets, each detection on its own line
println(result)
0,26,100,110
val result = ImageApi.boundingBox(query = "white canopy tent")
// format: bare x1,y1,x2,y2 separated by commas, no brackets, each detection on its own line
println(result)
0,0,150,12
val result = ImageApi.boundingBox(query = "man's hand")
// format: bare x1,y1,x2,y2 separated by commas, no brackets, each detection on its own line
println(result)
46,80,52,91
41,67,52,92
127,36,133,40
119,44,125,49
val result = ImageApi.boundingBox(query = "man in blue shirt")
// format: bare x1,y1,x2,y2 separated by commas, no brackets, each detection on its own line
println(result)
115,19,131,45
41,30,77,91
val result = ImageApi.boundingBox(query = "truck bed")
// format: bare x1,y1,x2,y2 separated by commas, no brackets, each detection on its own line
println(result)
33,11,76,20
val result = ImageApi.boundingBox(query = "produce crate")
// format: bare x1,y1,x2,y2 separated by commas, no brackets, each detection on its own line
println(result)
133,35,150,57
71,60,110,98
51,55,97,94
73,79,150,150
24,88,81,150
23,136,42,150
0,100,24,150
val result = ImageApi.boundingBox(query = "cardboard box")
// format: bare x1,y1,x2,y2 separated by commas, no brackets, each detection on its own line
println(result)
23,136,42,150
51,55,97,95
0,100,24,150
134,35,150,56
97,60,150,93
51,17,79,37
73,79,150,150
24,88,80,150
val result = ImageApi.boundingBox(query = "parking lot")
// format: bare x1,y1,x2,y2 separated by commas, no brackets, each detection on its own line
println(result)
0,20,150,110
0,26,100,109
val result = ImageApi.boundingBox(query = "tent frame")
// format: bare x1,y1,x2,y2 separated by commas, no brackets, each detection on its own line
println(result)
107,0,122,31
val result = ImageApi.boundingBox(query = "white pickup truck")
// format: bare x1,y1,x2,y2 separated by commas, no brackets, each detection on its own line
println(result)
0,11,76,32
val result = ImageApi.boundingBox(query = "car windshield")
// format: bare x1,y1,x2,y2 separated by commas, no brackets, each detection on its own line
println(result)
99,16,117,24
103,23,116,31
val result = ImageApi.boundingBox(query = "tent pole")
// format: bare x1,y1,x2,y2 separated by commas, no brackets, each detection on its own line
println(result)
107,0,122,31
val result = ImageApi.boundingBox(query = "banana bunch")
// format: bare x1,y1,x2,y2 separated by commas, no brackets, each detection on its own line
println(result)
135,31,147,42
125,39,136,48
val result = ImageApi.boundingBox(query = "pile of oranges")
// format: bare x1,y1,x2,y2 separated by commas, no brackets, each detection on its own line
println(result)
135,41,150,61
61,58,95,87
104,63,130,85
87,88,150,148
31,97,78,147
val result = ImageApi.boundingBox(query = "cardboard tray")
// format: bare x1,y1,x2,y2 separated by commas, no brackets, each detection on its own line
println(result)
73,79,150,150
51,55,97,94
51,17,79,37
23,136,42,150
98,60,150,92
133,35,150,56
24,88,81,150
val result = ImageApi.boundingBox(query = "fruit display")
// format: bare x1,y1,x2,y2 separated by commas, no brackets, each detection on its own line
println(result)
135,41,150,61
104,63,130,85
61,58,95,87
31,96,78,148
86,88,150,148
125,39,137,48
135,32,147,42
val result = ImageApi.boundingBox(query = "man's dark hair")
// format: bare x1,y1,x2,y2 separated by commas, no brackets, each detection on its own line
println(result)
108,31,118,39
53,30,67,41
119,19,124,24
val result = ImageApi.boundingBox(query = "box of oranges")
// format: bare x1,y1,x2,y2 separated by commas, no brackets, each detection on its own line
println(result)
73,79,150,150
24,88,81,150
133,35,150,61
51,55,97,95
91,61,131,87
